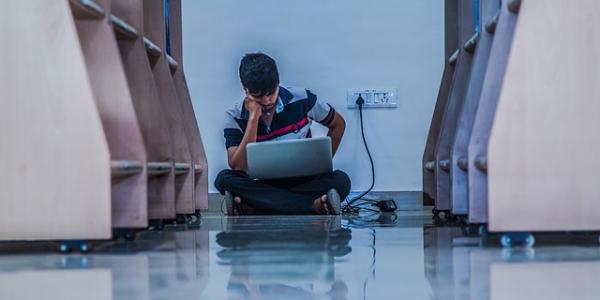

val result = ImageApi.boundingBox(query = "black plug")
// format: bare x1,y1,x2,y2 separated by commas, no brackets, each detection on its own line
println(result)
356,94,365,107
375,199,397,212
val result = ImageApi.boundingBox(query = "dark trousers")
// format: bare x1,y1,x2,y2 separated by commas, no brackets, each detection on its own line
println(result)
214,169,351,215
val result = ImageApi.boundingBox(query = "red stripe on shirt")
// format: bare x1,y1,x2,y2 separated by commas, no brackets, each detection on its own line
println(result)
257,117,310,141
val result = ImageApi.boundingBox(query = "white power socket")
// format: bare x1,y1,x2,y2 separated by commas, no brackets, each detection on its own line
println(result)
347,88,398,109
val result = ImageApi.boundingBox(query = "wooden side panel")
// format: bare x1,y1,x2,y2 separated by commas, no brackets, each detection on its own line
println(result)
144,0,195,214
74,1,148,228
172,70,209,211
169,0,209,210
0,0,111,240
112,0,142,28
434,0,475,211
149,56,194,214
467,0,518,224
114,0,176,219
488,0,600,232
168,0,184,62
450,0,500,215
422,0,459,205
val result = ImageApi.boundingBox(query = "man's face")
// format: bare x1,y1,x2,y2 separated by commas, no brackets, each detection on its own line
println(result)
245,87,279,113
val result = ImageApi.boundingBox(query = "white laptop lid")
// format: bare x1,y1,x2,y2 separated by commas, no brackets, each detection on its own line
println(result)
247,137,333,180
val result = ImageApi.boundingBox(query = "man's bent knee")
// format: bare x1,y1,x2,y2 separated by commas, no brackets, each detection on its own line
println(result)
332,170,351,198
214,169,248,194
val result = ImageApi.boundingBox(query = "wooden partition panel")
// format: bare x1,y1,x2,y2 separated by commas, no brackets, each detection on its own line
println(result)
433,0,475,211
450,0,500,215
422,0,459,205
169,0,209,210
0,0,111,240
144,0,195,215
488,0,600,232
72,0,149,228
112,0,176,220
467,0,518,224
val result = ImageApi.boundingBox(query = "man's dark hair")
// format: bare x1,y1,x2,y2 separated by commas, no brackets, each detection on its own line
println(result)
239,53,279,97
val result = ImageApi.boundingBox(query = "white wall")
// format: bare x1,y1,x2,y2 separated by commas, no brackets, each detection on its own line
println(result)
182,0,444,193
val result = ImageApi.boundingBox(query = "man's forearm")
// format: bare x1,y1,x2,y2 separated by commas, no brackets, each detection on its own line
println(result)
328,125,344,156
327,113,346,156
230,116,259,171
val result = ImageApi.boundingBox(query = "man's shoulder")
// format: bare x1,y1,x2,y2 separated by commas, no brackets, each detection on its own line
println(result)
280,85,314,105
225,99,245,119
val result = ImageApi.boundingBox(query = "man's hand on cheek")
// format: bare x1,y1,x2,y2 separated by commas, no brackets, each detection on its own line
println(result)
244,96,262,119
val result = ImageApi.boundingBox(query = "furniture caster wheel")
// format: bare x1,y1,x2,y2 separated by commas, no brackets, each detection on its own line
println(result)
149,220,164,231
500,235,513,247
461,224,479,236
79,243,91,253
478,225,488,237
59,241,92,254
461,225,471,236
446,213,457,222
522,234,535,247
187,213,200,227
113,229,136,241
501,233,534,248
175,214,187,225
59,243,71,254
124,232,136,241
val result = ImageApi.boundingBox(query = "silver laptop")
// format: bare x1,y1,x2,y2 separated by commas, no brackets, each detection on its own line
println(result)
247,137,333,180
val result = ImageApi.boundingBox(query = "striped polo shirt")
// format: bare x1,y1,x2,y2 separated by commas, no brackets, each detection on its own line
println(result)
223,85,336,149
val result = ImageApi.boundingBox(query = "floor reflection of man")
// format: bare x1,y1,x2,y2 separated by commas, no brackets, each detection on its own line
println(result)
216,217,351,300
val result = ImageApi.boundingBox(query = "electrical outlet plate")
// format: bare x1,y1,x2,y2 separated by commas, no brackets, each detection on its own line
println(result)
347,88,398,109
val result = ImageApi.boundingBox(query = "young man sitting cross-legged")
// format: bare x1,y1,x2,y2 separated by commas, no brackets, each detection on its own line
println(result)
214,53,351,215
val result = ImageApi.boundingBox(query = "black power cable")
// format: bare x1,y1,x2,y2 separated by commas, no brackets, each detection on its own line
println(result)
343,95,378,214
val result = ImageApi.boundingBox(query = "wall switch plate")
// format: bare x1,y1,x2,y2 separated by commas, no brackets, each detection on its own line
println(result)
347,88,398,109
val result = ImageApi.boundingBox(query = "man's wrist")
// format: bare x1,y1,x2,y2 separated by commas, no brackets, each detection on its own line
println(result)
249,113,261,123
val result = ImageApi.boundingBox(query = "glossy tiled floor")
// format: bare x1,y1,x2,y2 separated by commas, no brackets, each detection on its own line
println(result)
1,208,600,299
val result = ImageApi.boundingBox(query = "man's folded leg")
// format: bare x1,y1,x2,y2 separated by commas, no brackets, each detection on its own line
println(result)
214,169,317,215
274,170,352,201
